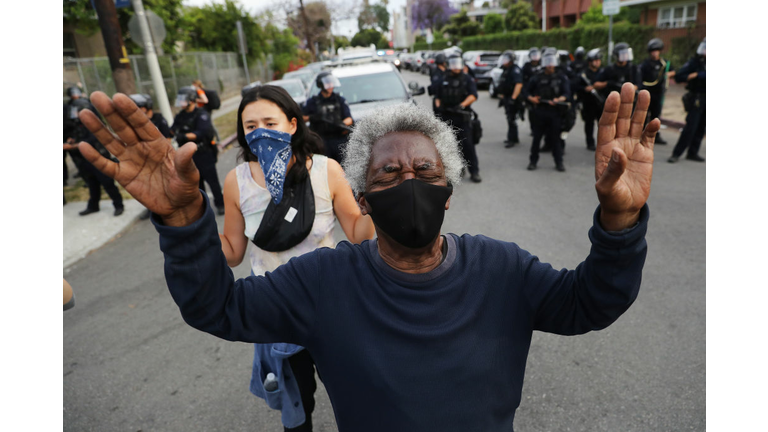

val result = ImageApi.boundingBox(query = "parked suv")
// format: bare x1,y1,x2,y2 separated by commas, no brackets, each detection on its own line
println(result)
413,51,431,73
462,50,501,88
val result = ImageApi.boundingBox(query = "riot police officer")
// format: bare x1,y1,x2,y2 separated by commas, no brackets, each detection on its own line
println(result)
522,47,542,134
302,71,353,164
572,48,605,150
595,42,639,101
63,98,125,216
63,86,90,186
129,94,172,138
429,53,448,119
171,86,225,215
436,54,481,183
669,38,706,164
497,51,523,148
640,38,676,144
524,50,571,172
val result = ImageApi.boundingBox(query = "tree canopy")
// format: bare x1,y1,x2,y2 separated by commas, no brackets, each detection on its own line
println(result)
504,0,538,31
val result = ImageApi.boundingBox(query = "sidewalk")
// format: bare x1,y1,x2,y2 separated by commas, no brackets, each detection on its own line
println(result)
660,81,688,130
63,94,241,269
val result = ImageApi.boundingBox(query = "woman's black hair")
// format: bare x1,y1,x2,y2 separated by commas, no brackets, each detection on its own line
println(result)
236,85,324,185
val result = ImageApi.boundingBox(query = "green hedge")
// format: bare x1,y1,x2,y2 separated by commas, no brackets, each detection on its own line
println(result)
460,23,655,58
413,39,453,51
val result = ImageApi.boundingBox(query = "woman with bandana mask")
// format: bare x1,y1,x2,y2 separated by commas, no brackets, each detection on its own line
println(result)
218,85,375,432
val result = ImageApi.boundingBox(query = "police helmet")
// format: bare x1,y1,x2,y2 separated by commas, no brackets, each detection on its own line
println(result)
175,86,198,108
586,48,602,61
68,97,91,120
529,47,541,62
575,46,585,60
541,50,558,68
613,42,633,62
129,93,153,110
241,81,262,97
559,51,571,65
316,71,341,90
647,38,664,52
447,54,463,71
67,86,83,98
500,51,515,65
434,53,447,66
697,38,706,56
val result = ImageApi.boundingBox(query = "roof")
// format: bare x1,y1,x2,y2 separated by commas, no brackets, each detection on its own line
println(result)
466,8,507,17
331,62,396,78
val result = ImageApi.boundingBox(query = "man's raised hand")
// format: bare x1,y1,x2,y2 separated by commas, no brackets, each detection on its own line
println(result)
595,83,658,231
77,92,205,226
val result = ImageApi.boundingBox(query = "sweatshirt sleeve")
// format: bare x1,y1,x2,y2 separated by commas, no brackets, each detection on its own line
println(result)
521,204,649,335
152,193,320,346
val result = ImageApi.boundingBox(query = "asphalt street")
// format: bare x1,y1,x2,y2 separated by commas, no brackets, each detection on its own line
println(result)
63,69,706,431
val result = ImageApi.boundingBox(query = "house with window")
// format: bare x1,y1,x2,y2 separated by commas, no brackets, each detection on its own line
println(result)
621,0,705,60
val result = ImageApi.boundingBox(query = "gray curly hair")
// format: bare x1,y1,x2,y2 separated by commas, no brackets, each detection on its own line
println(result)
341,103,466,196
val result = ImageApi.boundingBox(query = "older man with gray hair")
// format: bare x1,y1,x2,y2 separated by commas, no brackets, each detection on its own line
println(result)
77,82,658,431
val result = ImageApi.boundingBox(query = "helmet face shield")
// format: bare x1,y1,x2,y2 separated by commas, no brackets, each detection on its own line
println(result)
541,54,558,68
129,94,149,109
529,51,541,62
500,53,513,65
697,39,706,55
320,74,341,90
616,48,632,62
448,56,463,71
175,94,190,108
68,87,82,98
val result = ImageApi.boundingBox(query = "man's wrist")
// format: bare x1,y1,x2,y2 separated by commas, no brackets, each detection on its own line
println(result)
161,194,206,227
599,209,641,232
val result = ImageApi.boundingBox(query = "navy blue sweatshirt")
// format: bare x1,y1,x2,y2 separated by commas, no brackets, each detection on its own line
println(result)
154,194,648,431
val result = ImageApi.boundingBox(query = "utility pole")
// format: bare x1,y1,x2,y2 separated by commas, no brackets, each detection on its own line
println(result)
92,0,136,94
131,0,173,123
542,0,547,32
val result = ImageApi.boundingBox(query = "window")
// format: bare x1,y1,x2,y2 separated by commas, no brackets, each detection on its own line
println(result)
657,4,698,28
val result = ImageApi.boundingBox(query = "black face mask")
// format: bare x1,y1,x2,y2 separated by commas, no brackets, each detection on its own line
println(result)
364,179,453,249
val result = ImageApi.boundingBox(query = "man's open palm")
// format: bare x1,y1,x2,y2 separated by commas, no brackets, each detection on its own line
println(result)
77,92,204,225
595,83,657,229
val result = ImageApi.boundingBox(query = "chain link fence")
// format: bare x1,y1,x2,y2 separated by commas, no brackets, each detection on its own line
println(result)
63,51,273,105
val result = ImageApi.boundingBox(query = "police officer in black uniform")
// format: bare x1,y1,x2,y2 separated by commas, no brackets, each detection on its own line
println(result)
429,53,448,119
571,48,605,150
171,86,225,215
302,71,353,164
594,42,639,99
129,94,172,138
525,49,571,172
639,38,676,145
64,98,125,216
63,86,89,186
571,46,587,76
669,38,706,164
436,54,481,183
497,51,523,148
522,47,542,133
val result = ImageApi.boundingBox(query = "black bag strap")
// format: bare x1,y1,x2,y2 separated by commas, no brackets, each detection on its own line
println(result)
251,174,316,252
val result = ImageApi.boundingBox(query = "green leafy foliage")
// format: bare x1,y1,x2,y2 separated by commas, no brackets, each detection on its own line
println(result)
504,1,538,31
350,28,388,49
482,13,505,35
441,9,481,44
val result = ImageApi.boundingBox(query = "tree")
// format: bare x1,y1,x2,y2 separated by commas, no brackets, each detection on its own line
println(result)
441,9,481,43
411,0,457,32
504,0,538,31
286,0,332,60
575,0,609,27
358,0,390,33
182,0,268,61
350,28,388,48
482,12,505,35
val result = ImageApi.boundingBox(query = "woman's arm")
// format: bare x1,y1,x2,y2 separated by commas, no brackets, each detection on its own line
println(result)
196,88,209,105
327,158,375,244
219,169,249,267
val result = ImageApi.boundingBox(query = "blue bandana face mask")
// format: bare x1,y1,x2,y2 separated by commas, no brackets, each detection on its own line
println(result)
245,128,294,204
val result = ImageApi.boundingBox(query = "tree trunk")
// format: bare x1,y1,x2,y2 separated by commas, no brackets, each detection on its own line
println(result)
299,0,317,61
92,0,136,94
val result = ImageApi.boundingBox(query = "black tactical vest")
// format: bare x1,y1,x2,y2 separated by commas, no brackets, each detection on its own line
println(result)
537,73,562,100
441,73,468,108
312,94,343,135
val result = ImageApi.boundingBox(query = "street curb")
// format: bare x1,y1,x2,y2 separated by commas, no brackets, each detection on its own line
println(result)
217,133,237,151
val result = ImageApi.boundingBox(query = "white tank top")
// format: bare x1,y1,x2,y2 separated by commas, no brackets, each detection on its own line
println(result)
236,154,336,275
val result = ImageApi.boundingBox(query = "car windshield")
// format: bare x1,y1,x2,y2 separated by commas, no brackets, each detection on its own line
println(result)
284,72,312,85
271,81,305,99
480,54,500,64
309,71,407,104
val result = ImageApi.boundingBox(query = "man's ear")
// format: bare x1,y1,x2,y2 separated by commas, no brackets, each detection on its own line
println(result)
357,193,370,216
445,196,452,211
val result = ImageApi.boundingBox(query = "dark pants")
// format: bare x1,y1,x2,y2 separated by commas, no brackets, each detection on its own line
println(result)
530,107,564,165
646,90,665,139
672,93,706,158
503,98,519,143
284,350,318,432
445,114,479,175
80,157,123,211
64,152,69,185
581,100,601,148
526,102,537,134
321,135,348,164
193,148,224,208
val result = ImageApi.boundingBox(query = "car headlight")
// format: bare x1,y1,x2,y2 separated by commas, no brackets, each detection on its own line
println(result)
394,59,401,65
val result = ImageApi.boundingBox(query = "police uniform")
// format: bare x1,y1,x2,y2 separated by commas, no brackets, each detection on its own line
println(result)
572,65,604,150
429,65,446,120
150,112,173,138
525,68,571,170
171,106,224,211
72,120,125,215
522,60,541,131
640,57,674,143
437,70,480,179
498,61,523,145
596,62,639,99
304,92,352,164
669,54,706,162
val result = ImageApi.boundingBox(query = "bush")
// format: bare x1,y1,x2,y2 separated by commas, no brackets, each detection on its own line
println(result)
413,39,453,51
